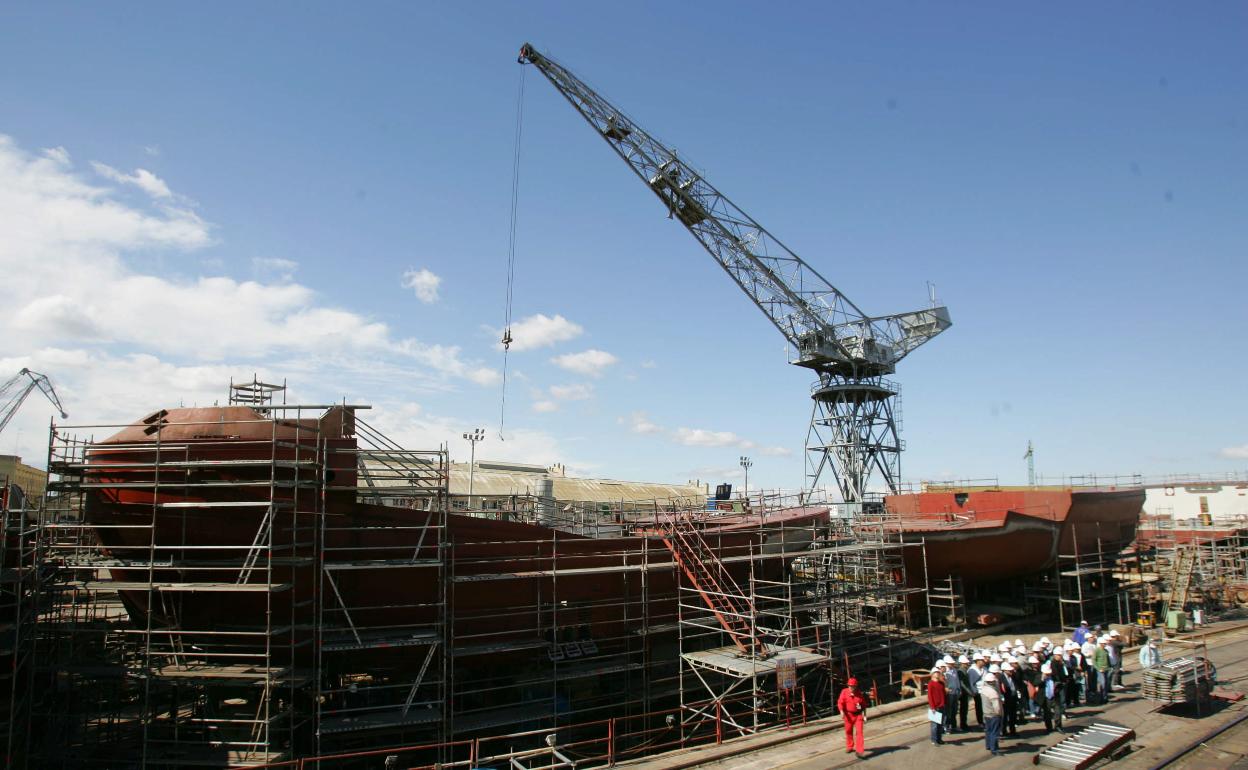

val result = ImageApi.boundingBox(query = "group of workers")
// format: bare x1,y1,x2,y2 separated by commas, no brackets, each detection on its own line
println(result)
922,620,1162,757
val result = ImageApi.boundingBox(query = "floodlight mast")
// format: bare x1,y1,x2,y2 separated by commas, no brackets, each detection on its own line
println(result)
518,43,951,502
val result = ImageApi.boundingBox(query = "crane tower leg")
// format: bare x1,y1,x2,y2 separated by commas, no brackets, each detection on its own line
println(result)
805,376,901,504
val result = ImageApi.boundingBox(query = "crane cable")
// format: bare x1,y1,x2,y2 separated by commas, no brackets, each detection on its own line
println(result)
499,65,526,440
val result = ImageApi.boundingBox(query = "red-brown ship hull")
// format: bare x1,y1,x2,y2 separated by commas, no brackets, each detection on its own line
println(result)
78,405,828,673
886,488,1144,587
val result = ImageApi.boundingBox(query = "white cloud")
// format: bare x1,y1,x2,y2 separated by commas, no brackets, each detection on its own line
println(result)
502,313,583,351
673,427,756,449
90,161,174,199
143,145,161,157
252,257,298,283
625,411,781,455
549,383,593,401
640,360,657,369
626,411,664,435
551,349,617,377
1220,444,1248,460
0,133,498,400
532,400,558,413
402,268,442,304
375,402,576,469
43,146,71,165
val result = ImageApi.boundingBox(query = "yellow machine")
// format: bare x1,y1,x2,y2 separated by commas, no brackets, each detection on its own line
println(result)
1137,610,1156,628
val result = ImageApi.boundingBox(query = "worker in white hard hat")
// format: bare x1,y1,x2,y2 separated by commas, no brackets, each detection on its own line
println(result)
1138,638,1162,670
928,666,947,746
1073,619,1091,645
1000,661,1020,736
1108,629,1125,689
1039,661,1063,734
955,653,973,731
1066,643,1085,706
943,653,962,734
1092,636,1112,704
980,672,1004,756
1023,655,1043,718
1050,646,1070,718
965,652,985,729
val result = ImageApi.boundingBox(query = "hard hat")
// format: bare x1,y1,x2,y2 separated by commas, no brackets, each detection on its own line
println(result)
998,641,1010,651
989,653,1002,663
1040,636,1051,644
1080,619,1089,626
1028,655,1039,664
988,664,1000,673
1110,629,1121,638
943,655,955,664
1040,662,1052,673
972,651,985,660
1014,639,1024,647
957,655,970,664
931,666,943,674
983,672,997,682
1032,641,1044,651
1002,662,1014,671
848,677,858,686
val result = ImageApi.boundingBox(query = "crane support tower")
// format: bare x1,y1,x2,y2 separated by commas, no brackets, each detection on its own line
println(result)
0,368,68,436
518,43,951,502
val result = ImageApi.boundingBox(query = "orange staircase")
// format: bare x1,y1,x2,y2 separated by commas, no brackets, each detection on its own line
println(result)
659,513,759,654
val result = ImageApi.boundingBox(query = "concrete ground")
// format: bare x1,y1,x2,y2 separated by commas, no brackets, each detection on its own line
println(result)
621,622,1248,770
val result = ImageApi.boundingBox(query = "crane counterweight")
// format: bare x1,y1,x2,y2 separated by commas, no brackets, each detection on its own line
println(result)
519,42,950,502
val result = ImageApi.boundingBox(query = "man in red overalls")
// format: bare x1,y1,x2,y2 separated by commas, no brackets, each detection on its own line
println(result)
837,677,868,756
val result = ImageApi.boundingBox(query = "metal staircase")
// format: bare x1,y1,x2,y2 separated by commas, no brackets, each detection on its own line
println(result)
658,514,758,653
1163,547,1196,622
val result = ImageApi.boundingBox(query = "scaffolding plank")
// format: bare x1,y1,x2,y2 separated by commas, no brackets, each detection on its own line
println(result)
81,580,292,592
319,706,442,734
681,644,826,678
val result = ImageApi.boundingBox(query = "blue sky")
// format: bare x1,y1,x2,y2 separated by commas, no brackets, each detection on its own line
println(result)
1,2,1244,493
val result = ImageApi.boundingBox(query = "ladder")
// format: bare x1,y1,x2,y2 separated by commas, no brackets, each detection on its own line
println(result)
1163,547,1196,621
659,514,758,654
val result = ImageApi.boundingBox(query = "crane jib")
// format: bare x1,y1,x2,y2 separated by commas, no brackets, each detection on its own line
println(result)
516,42,950,376
516,41,951,500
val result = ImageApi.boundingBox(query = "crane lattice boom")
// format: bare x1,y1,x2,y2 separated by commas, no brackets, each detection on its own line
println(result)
0,368,68,437
518,43,950,380
518,43,951,501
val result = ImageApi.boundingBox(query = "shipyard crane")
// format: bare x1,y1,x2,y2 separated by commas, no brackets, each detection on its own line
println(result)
518,43,951,503
0,368,68,437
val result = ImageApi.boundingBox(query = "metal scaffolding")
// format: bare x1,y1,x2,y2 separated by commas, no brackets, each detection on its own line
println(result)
16,386,931,768
0,474,37,767
25,382,451,768
672,500,923,744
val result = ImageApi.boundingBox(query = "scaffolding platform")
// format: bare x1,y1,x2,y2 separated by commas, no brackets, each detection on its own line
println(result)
682,644,826,677
318,706,443,735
